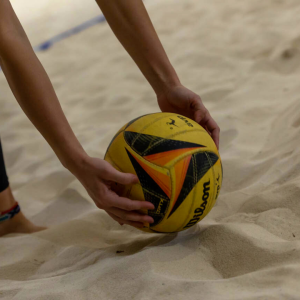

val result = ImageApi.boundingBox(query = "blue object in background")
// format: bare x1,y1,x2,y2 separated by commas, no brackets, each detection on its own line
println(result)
0,14,106,72
34,14,106,51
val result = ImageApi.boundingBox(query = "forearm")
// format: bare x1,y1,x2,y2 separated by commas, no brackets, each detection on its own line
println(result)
95,0,180,95
0,3,86,171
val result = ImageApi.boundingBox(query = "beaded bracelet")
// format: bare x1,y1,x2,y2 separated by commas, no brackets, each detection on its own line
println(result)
0,202,20,223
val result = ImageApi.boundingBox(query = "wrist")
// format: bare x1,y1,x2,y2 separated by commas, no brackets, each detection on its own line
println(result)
60,148,89,175
151,66,181,97
155,78,181,97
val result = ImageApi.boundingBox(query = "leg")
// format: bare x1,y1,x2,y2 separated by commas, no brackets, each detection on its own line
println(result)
0,139,46,237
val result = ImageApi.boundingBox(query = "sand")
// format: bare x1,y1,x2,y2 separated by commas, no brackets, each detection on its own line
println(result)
1,0,300,299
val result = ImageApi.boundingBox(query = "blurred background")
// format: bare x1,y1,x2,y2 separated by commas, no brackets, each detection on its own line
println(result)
1,1,300,298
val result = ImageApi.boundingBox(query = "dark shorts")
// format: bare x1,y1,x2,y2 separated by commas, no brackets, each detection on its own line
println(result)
0,139,9,193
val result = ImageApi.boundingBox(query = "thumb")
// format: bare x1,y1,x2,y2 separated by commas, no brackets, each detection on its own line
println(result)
104,163,139,185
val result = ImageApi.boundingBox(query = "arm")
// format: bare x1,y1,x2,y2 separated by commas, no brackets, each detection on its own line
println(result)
0,0,84,170
0,0,154,227
95,0,179,96
96,0,220,148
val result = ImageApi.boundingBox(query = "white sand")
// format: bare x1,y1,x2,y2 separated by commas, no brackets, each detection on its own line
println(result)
1,0,300,298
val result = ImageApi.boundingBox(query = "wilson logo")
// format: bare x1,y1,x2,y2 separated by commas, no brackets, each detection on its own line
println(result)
156,199,164,214
215,174,220,200
183,180,210,229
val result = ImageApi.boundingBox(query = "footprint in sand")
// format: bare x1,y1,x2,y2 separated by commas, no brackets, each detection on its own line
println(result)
270,36,300,74
252,35,300,74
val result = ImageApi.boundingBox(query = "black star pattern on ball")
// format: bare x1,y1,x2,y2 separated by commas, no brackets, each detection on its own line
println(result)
124,131,219,227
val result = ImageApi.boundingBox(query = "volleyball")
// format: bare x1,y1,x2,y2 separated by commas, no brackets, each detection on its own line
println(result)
104,113,223,233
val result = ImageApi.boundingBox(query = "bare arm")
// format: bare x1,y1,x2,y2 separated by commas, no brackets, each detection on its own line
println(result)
95,0,220,147
95,0,180,96
0,0,155,227
0,0,85,170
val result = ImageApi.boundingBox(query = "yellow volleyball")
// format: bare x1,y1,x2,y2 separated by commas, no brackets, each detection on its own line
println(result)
105,112,223,233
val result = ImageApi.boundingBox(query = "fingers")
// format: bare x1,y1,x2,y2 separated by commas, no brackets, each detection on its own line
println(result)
108,207,154,224
205,116,220,150
103,162,138,185
192,100,220,150
82,159,154,229
211,127,220,150
110,195,155,211
107,212,145,228
105,193,155,227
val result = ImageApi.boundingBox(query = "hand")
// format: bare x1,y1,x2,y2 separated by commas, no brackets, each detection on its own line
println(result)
157,84,220,149
69,156,155,228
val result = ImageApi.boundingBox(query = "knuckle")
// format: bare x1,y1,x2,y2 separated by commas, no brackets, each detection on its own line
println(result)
101,166,110,178
124,201,134,211
214,125,220,132
102,189,111,199
192,93,201,100
197,96,203,103
199,110,207,119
